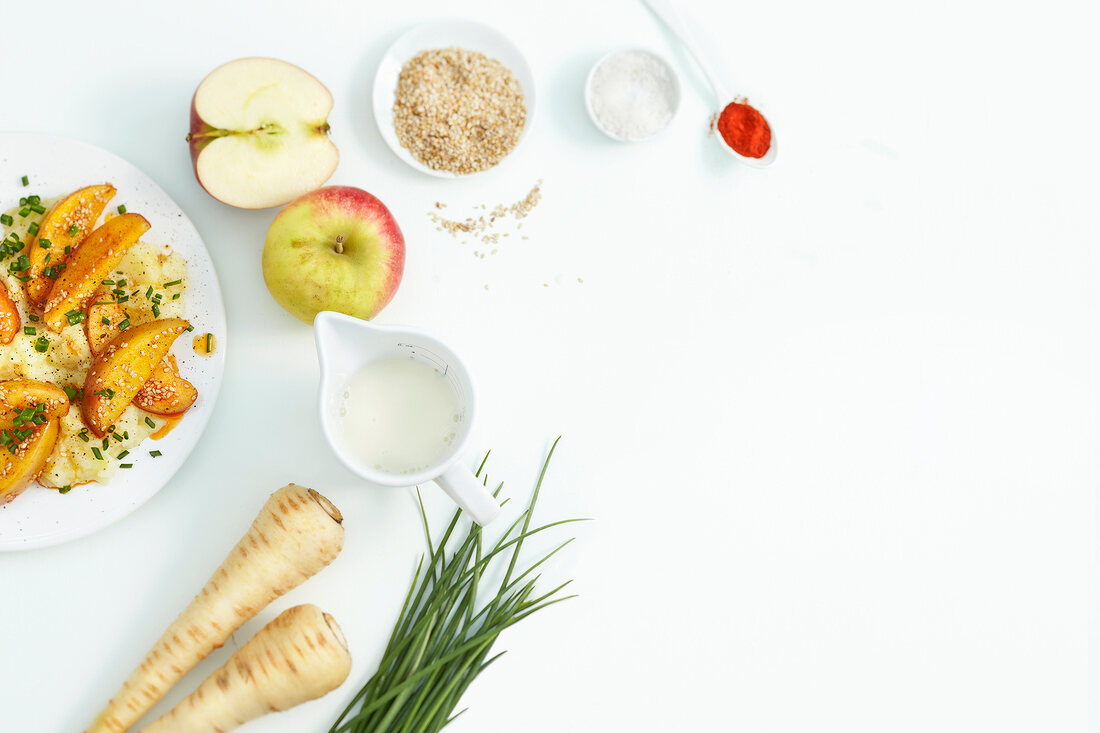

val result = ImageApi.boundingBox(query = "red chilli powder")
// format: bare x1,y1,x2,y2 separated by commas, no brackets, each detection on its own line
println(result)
717,100,771,158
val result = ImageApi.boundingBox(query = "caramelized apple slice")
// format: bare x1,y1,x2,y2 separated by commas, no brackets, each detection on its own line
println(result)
42,213,149,333
87,295,195,415
0,379,70,418
133,354,198,415
24,183,116,306
85,289,127,356
0,281,19,344
0,417,60,505
82,318,189,436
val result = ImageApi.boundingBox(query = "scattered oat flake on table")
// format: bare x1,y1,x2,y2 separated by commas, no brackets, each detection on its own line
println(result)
427,180,542,250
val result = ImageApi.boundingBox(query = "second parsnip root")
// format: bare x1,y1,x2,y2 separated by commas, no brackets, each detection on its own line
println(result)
86,484,345,733
139,604,352,733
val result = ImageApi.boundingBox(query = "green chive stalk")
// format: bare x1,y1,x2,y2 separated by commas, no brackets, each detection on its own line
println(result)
330,437,586,733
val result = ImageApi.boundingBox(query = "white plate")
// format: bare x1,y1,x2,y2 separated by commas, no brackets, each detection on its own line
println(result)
373,19,536,178
0,132,226,551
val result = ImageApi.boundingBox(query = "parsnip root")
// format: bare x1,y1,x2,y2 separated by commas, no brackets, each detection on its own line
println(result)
85,484,344,733
139,604,352,733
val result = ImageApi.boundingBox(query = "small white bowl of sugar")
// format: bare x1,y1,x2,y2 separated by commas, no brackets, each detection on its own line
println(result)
585,48,681,142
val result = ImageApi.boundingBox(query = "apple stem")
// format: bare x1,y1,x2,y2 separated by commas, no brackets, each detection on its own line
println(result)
335,234,344,255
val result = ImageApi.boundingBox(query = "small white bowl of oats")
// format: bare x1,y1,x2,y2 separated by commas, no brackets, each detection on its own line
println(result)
373,20,536,178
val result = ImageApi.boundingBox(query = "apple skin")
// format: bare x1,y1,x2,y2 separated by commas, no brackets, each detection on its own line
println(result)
187,91,214,167
262,186,405,324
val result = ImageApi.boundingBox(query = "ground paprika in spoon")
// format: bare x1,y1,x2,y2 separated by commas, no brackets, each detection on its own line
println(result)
717,100,771,158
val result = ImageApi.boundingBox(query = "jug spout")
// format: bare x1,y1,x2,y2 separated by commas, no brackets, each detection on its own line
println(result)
315,311,377,378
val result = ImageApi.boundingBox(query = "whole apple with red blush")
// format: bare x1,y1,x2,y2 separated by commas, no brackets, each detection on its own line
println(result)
262,186,405,324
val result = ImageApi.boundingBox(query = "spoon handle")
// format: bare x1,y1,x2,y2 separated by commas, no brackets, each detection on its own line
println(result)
642,0,731,104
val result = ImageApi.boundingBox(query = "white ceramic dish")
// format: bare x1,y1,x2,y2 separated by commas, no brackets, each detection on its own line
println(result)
584,47,681,142
372,19,536,178
0,132,227,551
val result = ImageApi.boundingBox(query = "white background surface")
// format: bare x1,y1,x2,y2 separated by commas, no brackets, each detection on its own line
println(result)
1,1,1094,731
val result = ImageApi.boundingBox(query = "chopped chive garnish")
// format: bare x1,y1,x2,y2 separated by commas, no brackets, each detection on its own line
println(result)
145,286,153,299
33,336,48,353
58,485,72,494
65,310,85,326
27,195,39,205
28,314,39,322
8,253,29,272
101,316,110,325
77,429,89,442
151,304,160,318
149,450,162,457
27,222,39,236
163,279,182,287
91,447,103,460
38,238,50,248
205,333,212,352
116,279,126,287
144,417,156,428
67,225,79,236
186,325,194,332
64,246,71,254
21,175,28,186
172,293,180,300
117,450,129,459
101,279,115,285
93,388,116,399
32,414,46,425
18,208,30,218
102,438,109,450
119,463,132,469
23,326,35,336
29,203,45,214
117,204,126,214
0,214,11,226
118,318,130,331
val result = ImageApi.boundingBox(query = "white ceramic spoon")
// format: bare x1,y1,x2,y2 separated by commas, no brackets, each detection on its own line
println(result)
642,0,777,167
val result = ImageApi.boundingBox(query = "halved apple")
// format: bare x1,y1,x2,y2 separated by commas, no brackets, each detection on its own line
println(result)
82,318,189,436
188,57,338,209
133,355,198,415
0,417,60,505
0,281,19,344
23,183,116,306
42,213,149,333
0,379,70,418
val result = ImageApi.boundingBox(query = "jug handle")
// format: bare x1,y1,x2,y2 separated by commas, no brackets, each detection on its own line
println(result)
435,465,501,526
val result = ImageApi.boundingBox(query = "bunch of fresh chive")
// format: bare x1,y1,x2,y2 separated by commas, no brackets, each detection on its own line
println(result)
330,438,585,733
